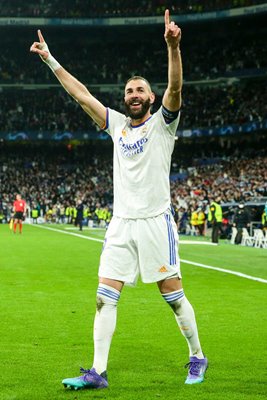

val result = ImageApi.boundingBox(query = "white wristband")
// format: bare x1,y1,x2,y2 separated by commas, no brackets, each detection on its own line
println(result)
46,54,61,72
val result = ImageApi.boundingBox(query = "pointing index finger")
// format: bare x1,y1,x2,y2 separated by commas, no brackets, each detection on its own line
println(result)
38,29,45,43
165,9,170,28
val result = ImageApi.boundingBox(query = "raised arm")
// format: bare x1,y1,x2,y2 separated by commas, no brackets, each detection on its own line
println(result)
30,30,106,128
162,9,182,112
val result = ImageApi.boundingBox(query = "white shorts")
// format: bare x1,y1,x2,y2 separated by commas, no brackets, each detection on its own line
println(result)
99,209,181,286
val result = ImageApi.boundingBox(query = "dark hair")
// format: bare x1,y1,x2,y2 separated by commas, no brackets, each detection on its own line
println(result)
126,76,152,92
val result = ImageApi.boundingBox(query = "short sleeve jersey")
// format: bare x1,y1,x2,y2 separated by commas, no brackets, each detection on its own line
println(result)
105,106,180,219
13,199,26,212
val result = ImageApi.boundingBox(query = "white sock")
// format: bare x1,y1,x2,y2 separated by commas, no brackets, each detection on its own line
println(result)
162,289,204,358
92,284,120,375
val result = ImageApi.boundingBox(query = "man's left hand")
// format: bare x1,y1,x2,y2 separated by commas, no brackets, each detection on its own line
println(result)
164,9,181,49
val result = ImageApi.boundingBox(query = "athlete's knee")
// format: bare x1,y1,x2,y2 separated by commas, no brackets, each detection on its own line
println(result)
96,283,121,311
157,275,182,293
99,277,124,292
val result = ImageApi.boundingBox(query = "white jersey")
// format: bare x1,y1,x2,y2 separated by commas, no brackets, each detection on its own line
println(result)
105,106,180,219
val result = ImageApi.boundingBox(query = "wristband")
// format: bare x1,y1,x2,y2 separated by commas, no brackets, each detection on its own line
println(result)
45,54,61,72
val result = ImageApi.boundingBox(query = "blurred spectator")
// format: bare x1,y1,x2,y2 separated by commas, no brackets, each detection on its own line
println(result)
208,196,223,243
261,203,267,232
197,207,206,236
232,202,251,244
190,205,199,235
0,1,265,18
75,199,84,231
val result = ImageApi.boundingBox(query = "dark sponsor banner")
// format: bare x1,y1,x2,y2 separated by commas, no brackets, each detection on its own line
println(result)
178,119,267,138
0,119,266,141
0,4,266,26
0,131,109,141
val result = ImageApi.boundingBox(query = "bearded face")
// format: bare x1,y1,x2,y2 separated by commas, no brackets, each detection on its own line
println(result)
124,97,151,120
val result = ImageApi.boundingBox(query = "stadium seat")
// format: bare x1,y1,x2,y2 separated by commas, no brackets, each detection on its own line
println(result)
264,231,267,249
254,229,267,249
186,224,197,236
241,228,254,247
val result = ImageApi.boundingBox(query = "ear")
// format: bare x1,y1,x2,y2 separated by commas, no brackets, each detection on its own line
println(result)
150,92,156,105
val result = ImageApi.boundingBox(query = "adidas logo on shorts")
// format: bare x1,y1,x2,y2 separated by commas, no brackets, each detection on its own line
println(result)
158,265,168,273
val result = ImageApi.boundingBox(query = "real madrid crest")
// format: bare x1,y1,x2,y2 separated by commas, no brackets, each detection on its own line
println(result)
141,126,147,136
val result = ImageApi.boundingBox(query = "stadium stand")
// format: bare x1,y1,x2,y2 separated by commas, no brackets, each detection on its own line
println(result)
1,18,266,84
0,141,266,233
0,1,266,17
0,81,266,134
0,1,266,242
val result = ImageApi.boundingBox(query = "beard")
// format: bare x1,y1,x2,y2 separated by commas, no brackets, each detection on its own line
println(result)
124,98,151,120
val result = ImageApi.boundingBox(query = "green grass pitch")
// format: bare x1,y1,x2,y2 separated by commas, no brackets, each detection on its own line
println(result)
0,224,266,400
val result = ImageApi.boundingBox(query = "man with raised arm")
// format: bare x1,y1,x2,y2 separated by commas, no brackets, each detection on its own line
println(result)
30,9,208,390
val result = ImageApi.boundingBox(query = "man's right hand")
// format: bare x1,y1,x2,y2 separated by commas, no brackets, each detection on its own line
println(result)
30,30,61,72
30,30,50,61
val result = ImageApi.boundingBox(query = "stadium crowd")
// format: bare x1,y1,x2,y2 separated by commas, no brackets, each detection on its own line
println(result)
0,143,266,235
0,4,265,136
0,2,266,239
0,81,266,134
0,144,113,224
0,14,266,134
0,0,264,18
0,23,266,85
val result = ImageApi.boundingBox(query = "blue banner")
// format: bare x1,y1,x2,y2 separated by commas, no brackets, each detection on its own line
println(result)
1,131,110,141
178,119,267,138
1,119,266,141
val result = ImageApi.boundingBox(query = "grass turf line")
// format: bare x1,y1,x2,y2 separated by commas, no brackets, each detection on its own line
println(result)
0,224,266,400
